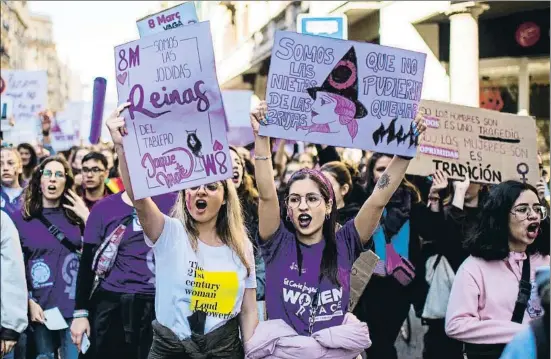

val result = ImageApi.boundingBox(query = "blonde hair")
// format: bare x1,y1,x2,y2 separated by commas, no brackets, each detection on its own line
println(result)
170,179,252,276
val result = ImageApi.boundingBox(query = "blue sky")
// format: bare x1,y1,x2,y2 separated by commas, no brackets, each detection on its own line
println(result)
29,1,159,104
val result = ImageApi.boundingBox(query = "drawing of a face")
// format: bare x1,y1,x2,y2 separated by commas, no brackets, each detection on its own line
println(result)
311,92,338,125
186,130,203,157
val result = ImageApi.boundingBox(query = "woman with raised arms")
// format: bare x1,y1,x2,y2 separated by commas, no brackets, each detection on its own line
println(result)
244,101,426,358
105,103,258,358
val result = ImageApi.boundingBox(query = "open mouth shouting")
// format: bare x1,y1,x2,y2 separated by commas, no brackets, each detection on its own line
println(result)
298,213,312,228
232,169,240,184
45,184,60,196
195,199,208,214
526,222,540,240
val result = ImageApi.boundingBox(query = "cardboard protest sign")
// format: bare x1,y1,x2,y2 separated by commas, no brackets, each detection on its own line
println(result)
114,21,231,199
51,102,83,151
0,70,47,143
222,90,254,147
407,100,539,185
137,1,198,37
260,31,426,157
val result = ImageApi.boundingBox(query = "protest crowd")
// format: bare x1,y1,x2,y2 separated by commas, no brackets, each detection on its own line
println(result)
1,3,550,359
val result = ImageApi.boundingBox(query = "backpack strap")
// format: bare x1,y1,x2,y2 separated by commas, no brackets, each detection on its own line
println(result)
511,253,531,324
36,214,80,253
92,214,134,273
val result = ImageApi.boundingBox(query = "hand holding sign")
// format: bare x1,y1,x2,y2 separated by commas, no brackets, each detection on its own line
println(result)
105,103,131,145
250,101,268,137
260,31,426,156
38,109,54,134
114,22,232,199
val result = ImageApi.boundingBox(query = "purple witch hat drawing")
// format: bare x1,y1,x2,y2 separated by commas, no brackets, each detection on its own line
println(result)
302,47,367,141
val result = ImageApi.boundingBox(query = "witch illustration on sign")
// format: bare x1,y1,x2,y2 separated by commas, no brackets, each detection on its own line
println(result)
301,47,367,141
186,130,205,172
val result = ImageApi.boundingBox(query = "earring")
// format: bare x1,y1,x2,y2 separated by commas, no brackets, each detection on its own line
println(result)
325,213,330,220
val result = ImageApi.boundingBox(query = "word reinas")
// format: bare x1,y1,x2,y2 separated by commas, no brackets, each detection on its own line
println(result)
127,81,209,120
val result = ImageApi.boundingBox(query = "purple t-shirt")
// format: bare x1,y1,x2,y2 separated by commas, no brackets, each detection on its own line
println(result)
0,186,23,217
84,192,176,295
14,208,82,319
260,219,362,335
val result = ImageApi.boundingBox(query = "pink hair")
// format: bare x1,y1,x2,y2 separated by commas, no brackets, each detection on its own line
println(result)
327,93,358,140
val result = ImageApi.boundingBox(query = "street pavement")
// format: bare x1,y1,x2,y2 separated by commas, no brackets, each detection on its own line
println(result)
395,306,427,359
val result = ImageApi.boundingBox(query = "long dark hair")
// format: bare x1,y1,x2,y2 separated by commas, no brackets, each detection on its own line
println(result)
186,131,202,156
361,152,421,203
22,156,82,226
229,146,258,206
465,180,550,260
17,143,38,180
283,168,339,285
321,161,365,205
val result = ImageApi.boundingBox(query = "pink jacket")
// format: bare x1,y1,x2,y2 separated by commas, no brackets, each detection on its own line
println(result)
245,313,371,359
445,253,550,344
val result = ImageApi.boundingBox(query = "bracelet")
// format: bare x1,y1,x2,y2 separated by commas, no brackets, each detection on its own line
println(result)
254,155,270,161
73,309,89,318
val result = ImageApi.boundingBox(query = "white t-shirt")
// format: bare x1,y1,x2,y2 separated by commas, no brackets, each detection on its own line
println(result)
145,215,256,339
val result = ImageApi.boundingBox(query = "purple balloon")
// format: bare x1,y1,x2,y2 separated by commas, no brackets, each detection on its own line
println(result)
89,77,107,144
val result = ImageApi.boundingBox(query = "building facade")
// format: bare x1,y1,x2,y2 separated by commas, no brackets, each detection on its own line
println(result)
24,13,71,112
1,2,79,112
0,0,29,70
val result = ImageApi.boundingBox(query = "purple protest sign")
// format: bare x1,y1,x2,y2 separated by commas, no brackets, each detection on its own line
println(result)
114,22,231,200
259,31,427,157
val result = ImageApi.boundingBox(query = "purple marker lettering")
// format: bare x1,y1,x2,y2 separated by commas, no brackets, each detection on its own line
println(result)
128,84,171,119
194,81,210,112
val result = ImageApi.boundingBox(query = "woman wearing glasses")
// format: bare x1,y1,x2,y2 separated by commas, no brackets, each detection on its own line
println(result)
246,102,426,357
445,180,550,359
13,156,89,359
106,103,258,358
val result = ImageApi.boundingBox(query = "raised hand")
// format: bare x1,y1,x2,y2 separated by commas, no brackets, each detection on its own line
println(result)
429,170,449,196
250,101,267,137
63,189,90,222
536,177,547,201
105,103,131,145
412,112,427,137
39,109,54,133
453,177,470,194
